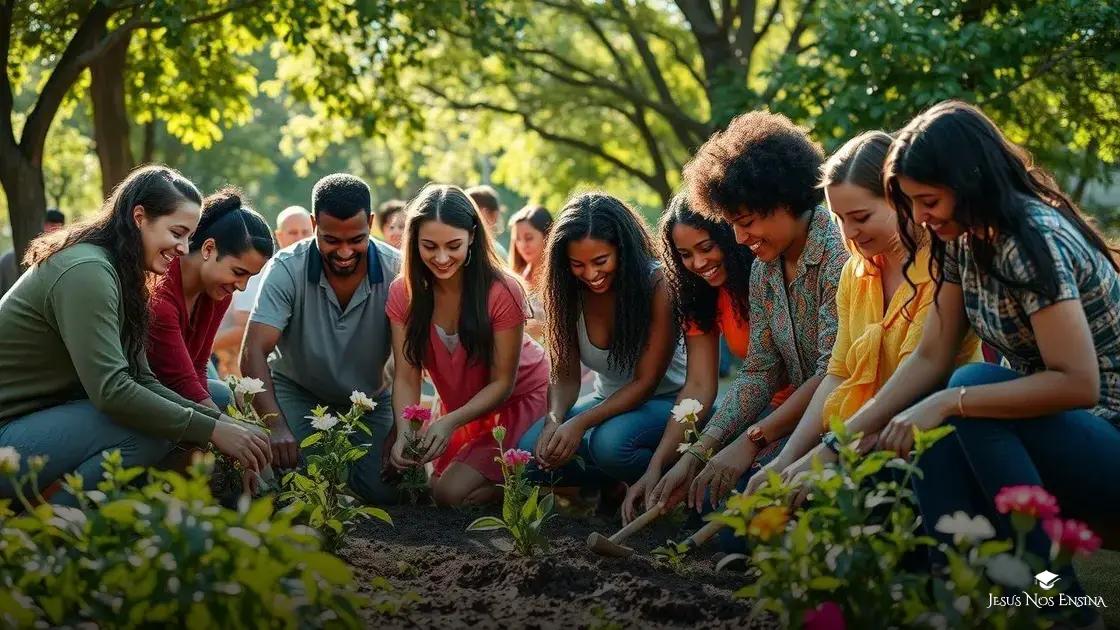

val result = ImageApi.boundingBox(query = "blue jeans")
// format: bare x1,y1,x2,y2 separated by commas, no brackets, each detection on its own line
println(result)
518,392,678,486
208,379,233,411
0,400,173,506
915,362,1120,610
272,373,396,505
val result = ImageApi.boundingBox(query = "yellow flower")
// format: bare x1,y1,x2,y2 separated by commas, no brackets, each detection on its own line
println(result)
747,506,790,542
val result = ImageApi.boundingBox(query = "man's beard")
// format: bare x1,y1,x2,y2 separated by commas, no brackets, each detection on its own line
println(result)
326,251,363,276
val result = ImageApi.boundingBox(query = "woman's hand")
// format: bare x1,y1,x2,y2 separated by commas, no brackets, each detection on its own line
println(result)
744,456,788,496
649,453,701,511
419,419,456,463
622,467,661,525
878,391,954,456
389,432,420,469
541,418,584,469
211,419,271,473
689,441,754,512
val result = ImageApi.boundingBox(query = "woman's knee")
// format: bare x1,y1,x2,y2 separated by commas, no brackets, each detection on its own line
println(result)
431,476,478,508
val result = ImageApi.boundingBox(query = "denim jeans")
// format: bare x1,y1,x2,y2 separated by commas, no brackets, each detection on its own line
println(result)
518,392,678,486
272,373,397,505
915,362,1120,611
0,400,173,506
208,379,233,411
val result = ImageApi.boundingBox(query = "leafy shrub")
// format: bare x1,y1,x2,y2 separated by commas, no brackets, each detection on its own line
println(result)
466,426,554,556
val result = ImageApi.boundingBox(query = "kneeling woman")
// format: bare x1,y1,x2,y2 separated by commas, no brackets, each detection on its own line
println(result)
0,166,270,505
517,193,687,487
387,184,549,507
827,102,1119,622
147,188,274,410
752,130,981,490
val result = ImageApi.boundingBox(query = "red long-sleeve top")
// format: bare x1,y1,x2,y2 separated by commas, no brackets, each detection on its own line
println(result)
146,257,232,403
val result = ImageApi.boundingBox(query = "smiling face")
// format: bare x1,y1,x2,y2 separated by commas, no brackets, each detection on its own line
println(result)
671,222,727,287
314,212,371,277
567,237,617,294
896,176,962,241
276,212,314,249
723,206,801,263
383,210,406,250
513,220,546,267
196,241,269,301
826,182,899,259
135,201,202,275
418,219,472,281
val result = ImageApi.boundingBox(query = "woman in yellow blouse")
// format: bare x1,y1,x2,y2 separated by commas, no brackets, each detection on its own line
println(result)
747,131,981,492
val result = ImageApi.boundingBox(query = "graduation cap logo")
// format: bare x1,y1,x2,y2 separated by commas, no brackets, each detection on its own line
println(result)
1034,570,1060,590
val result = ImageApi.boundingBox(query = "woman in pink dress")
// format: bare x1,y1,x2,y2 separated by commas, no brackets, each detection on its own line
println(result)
387,184,550,507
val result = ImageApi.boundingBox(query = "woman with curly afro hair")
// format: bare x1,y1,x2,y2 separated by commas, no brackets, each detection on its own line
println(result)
653,111,849,516
620,193,794,523
516,192,687,490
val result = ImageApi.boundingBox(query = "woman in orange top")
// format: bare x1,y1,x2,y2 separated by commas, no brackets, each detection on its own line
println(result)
621,193,791,522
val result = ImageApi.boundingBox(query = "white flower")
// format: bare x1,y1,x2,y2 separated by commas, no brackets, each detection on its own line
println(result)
934,511,996,543
349,390,377,412
676,442,691,453
986,553,1032,589
671,399,704,424
0,447,20,475
309,414,339,432
234,377,266,397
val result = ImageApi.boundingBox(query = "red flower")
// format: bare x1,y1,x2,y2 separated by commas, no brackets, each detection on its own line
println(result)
803,602,846,630
994,485,1060,520
1043,518,1102,557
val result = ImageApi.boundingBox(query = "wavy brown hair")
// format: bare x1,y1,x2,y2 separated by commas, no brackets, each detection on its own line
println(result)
24,164,202,366
400,184,507,368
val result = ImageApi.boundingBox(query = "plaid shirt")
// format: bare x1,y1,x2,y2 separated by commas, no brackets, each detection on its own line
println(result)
943,201,1120,424
702,206,849,444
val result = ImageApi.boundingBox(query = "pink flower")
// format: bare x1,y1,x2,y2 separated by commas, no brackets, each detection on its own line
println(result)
1043,518,1102,557
803,602,846,630
994,485,1060,520
501,449,533,468
402,405,432,423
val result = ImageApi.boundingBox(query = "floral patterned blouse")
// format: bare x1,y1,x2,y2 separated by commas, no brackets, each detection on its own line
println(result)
702,206,850,444
942,200,1120,424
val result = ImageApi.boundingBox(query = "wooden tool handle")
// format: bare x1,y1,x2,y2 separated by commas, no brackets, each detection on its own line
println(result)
682,520,724,551
609,505,662,544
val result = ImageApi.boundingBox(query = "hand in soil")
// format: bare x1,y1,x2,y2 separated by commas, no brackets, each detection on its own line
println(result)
541,420,584,469
269,422,300,469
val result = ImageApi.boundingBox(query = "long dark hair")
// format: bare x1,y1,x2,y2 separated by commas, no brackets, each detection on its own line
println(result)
885,100,1118,302
190,187,275,259
400,184,506,368
542,192,657,374
507,204,553,275
658,192,753,335
24,164,202,366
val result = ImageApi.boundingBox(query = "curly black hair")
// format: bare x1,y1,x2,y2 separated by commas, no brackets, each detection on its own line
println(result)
657,192,754,335
312,173,372,220
684,110,825,220
542,192,658,375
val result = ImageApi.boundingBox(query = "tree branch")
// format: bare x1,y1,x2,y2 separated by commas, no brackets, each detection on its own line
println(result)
733,0,757,65
753,0,782,47
0,0,15,150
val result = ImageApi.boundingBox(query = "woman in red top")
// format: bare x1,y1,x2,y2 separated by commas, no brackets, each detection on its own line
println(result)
147,188,274,409
387,184,549,507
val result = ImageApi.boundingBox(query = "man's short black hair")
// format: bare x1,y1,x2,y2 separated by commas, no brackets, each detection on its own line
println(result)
311,173,372,220
45,208,65,224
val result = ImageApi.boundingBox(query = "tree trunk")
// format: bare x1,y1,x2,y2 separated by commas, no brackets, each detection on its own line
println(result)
142,119,156,163
89,30,134,196
0,150,48,269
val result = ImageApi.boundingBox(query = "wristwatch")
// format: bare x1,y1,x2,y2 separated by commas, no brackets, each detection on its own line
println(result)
746,424,769,450
821,431,842,455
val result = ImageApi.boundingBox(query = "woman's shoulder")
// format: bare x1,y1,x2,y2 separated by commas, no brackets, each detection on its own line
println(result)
489,271,528,303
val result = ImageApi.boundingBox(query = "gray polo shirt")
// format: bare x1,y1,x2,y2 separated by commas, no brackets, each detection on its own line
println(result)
249,238,401,404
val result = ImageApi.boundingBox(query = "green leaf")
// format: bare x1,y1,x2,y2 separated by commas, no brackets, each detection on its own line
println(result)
301,432,324,448
466,516,508,532
520,486,539,522
808,576,844,591
357,506,392,524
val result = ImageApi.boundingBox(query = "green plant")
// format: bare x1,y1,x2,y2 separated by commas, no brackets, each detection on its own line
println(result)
210,376,279,501
715,423,1086,629
367,576,422,617
280,391,392,551
398,405,431,505
466,426,555,556
651,540,691,576
0,449,370,628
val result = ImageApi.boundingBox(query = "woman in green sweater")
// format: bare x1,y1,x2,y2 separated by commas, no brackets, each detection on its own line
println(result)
0,165,270,505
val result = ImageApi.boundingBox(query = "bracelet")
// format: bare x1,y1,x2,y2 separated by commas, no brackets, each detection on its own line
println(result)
957,387,968,418
685,446,710,465
821,431,842,455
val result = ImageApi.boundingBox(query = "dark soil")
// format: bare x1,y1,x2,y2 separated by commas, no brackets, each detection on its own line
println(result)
340,503,766,629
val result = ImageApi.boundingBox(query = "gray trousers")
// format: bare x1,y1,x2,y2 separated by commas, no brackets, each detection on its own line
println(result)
0,400,173,506
272,373,397,505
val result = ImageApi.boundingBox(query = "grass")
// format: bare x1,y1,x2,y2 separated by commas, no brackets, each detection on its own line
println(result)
1075,549,1120,627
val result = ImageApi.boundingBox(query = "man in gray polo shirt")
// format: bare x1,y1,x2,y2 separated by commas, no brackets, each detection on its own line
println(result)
241,173,401,504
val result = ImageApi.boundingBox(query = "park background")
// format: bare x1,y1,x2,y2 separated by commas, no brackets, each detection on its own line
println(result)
0,0,1118,257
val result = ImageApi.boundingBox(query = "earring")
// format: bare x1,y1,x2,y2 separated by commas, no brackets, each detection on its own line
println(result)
465,248,473,266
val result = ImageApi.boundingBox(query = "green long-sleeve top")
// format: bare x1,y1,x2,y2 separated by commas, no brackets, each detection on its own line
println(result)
0,243,219,443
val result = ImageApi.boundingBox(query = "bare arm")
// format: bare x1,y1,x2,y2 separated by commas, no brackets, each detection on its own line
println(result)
772,374,843,467
389,320,423,435
646,331,720,473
